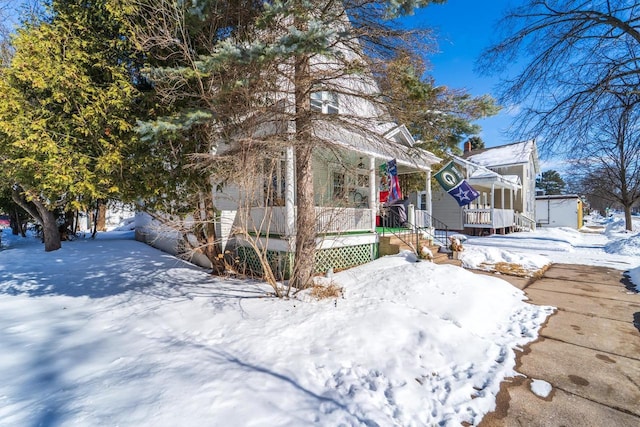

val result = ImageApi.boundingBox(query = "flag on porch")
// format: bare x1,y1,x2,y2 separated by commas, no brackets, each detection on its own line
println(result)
379,159,402,203
434,160,480,206
387,159,402,202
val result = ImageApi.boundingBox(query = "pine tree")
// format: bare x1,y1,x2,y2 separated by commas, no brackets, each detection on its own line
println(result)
536,170,566,195
380,52,498,157
126,0,450,290
0,0,140,250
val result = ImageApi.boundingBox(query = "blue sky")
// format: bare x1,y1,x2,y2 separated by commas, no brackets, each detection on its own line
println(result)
404,0,521,149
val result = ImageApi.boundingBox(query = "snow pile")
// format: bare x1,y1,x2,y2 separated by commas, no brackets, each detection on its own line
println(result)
626,267,640,292
459,246,551,277
0,231,553,426
530,379,552,398
604,234,640,257
463,213,639,270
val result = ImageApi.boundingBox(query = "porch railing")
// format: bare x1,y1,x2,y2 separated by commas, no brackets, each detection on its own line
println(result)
315,207,374,234
514,212,536,232
242,206,374,236
464,208,514,229
380,208,451,252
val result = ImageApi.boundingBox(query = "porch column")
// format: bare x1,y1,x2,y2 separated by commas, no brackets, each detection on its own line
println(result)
426,169,433,229
501,186,505,209
369,156,376,231
491,183,496,226
284,146,295,238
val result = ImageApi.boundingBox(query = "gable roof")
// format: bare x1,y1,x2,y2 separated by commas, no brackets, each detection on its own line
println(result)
462,140,539,172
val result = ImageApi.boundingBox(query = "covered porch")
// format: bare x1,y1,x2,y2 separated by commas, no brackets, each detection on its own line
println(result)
226,127,440,276
459,167,529,235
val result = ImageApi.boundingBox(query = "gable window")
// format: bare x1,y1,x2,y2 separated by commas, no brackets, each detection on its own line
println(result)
311,91,339,114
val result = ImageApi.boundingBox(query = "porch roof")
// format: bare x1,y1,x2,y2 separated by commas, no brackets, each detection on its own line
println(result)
469,172,521,190
317,123,441,173
451,155,521,191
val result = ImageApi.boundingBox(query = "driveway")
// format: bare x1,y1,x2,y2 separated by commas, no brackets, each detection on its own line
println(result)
480,264,640,427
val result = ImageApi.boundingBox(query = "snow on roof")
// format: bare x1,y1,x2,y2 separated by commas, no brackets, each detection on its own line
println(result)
317,122,441,171
464,140,537,168
536,194,582,200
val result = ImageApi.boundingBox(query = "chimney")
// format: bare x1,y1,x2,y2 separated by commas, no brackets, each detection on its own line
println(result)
463,140,472,153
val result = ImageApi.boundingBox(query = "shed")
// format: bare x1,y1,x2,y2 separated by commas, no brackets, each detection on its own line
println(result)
535,194,584,229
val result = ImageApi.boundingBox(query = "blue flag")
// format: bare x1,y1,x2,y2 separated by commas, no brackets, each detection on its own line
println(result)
448,180,480,206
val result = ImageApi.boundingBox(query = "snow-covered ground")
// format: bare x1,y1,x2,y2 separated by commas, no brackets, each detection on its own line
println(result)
0,213,638,426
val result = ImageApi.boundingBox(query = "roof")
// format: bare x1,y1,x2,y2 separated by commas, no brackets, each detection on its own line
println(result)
462,140,539,172
450,155,521,191
317,122,441,172
536,194,582,200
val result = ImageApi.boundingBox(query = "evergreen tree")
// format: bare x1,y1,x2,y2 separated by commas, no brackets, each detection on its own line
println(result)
0,0,140,250
125,0,451,290
380,52,499,157
536,170,566,195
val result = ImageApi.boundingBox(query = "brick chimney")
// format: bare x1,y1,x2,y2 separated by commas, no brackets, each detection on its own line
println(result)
463,140,472,153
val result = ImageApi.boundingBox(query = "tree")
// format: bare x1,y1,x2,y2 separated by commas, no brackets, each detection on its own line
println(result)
572,95,640,230
381,52,498,157
0,0,140,250
126,0,449,290
536,170,566,195
115,0,266,275
478,0,640,230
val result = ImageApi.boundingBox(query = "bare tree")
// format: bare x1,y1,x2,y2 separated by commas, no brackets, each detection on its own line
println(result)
572,95,640,230
479,0,640,146
479,0,640,230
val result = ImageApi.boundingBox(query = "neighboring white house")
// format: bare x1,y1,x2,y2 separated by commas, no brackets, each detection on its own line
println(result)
536,194,584,229
431,140,540,235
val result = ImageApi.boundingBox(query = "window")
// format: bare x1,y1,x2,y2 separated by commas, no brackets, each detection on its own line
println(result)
310,91,339,114
332,171,345,199
357,173,369,188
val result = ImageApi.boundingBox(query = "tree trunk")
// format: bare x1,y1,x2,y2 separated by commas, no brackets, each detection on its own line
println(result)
11,186,61,251
32,199,62,251
624,204,633,232
199,191,225,275
291,143,316,289
289,46,316,290
9,209,21,236
97,200,107,232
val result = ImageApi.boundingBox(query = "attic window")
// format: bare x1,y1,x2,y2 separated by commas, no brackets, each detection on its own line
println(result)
311,91,339,114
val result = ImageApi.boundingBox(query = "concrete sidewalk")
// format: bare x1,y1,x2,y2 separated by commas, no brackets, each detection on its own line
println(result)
479,264,640,427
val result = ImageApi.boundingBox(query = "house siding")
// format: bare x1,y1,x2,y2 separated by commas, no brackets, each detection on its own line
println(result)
431,189,464,230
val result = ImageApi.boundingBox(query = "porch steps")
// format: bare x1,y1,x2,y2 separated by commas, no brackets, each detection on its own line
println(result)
379,236,461,266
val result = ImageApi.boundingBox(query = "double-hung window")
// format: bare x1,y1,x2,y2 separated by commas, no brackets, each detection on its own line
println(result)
310,91,339,114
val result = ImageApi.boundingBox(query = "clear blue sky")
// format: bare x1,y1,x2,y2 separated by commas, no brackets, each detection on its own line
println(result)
404,0,521,149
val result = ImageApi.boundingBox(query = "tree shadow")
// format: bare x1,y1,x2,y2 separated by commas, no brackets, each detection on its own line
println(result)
621,271,638,293
0,236,268,303
176,342,382,426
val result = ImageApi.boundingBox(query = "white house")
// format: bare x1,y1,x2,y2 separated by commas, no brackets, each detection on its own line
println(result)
137,23,442,277
431,140,539,235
